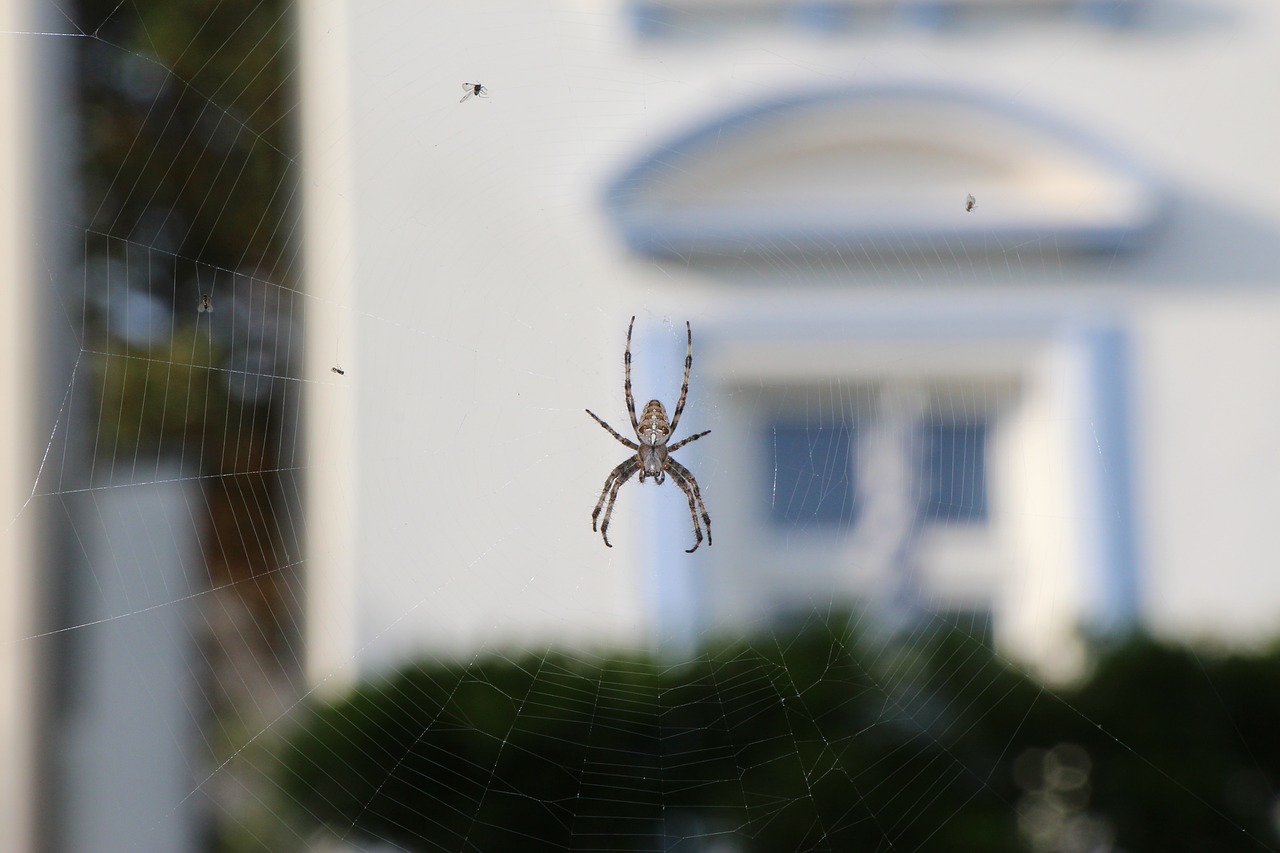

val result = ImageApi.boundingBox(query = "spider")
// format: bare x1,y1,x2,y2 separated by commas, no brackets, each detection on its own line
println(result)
586,316,712,553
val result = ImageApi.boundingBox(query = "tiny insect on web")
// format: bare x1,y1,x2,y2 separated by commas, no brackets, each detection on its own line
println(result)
460,82,488,102
198,294,213,312
586,316,712,553
965,193,976,212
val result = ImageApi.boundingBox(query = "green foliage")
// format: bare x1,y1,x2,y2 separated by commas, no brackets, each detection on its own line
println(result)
93,328,228,456
1064,637,1280,851
76,0,296,455
276,617,1042,851
274,620,1280,852
77,0,296,272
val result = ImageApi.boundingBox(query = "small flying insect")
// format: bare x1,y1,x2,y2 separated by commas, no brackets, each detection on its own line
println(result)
198,294,213,313
331,366,345,375
460,82,488,102
965,193,976,213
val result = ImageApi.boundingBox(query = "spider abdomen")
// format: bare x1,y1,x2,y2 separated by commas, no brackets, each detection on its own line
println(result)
639,400,671,444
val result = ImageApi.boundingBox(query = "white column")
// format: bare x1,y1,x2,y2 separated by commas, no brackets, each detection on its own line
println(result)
853,384,927,633
61,471,204,853
0,1,41,848
299,1,359,693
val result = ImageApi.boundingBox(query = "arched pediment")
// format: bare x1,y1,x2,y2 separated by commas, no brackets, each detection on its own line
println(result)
603,85,1166,259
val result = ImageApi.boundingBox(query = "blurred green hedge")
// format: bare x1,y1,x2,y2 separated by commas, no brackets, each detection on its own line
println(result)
269,616,1280,852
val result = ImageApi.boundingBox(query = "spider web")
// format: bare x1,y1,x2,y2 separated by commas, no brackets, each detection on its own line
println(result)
3,1,1280,852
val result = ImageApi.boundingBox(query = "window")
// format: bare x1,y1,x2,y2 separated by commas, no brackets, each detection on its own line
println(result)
766,421,858,526
920,421,988,523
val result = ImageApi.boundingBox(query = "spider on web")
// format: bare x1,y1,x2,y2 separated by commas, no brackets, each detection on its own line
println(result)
198,294,213,312
586,316,712,553
460,82,488,102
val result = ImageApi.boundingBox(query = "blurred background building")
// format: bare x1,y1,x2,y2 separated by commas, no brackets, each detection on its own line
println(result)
297,0,1280,680
4,0,1280,849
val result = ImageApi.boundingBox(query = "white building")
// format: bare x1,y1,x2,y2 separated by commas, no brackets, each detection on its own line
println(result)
302,0,1280,685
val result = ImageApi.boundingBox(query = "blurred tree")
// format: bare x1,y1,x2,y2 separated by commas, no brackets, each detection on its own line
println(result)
77,0,297,279
71,1,300,849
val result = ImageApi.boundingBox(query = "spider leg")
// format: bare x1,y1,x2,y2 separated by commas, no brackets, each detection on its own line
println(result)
624,315,640,435
592,457,639,532
667,458,712,552
586,409,639,450
666,468,703,553
667,320,694,435
667,429,710,453
597,459,641,547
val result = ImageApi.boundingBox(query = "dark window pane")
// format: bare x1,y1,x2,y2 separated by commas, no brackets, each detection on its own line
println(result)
767,422,858,526
921,421,988,523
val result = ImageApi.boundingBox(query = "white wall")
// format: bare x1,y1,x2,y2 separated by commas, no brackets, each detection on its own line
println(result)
299,0,1280,684
1135,293,1280,643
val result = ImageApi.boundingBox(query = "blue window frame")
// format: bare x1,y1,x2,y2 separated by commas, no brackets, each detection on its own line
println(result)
766,421,858,527
920,421,988,523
